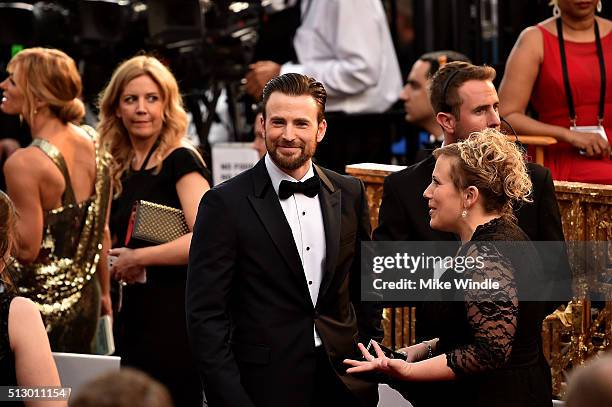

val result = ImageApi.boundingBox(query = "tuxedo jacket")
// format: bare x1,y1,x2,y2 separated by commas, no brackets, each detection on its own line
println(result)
186,159,383,407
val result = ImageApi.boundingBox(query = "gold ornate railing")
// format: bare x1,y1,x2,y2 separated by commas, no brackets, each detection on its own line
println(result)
346,164,612,397
544,181,612,396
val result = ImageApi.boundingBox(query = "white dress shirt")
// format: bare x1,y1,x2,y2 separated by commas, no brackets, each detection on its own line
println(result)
265,154,326,346
280,0,402,114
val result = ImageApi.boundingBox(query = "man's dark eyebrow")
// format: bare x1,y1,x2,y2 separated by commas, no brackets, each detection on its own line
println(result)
473,104,490,111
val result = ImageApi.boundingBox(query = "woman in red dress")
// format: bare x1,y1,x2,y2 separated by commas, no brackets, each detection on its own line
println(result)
499,0,612,184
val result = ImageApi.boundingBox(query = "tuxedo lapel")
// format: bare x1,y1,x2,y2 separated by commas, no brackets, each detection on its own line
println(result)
247,160,311,297
315,166,341,304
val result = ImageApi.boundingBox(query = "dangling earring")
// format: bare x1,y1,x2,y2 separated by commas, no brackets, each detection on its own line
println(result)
461,209,468,218
597,0,602,13
33,108,38,115
552,2,561,17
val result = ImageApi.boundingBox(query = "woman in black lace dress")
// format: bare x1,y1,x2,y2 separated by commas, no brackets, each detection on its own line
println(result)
98,55,210,407
0,192,65,405
345,129,552,407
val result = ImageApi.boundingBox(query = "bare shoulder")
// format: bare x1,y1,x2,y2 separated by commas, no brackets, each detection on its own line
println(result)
73,124,94,141
8,296,44,351
4,147,45,176
538,17,558,34
509,25,544,64
69,124,96,152
9,297,41,324
597,16,612,35
517,25,544,48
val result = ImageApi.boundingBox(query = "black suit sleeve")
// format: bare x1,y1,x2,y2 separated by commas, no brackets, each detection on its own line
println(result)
373,174,410,241
535,167,565,242
186,189,256,407
534,167,572,309
351,179,384,343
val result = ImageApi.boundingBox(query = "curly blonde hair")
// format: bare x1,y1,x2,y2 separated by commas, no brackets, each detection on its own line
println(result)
8,47,85,126
97,55,188,197
433,128,533,217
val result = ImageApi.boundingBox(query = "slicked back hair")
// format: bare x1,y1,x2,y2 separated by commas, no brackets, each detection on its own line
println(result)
262,73,327,123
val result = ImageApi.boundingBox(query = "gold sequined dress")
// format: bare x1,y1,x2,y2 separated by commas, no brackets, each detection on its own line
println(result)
9,127,111,353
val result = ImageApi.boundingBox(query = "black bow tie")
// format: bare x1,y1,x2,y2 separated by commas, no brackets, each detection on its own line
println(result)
278,175,320,200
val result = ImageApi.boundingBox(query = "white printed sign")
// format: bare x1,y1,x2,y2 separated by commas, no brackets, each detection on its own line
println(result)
212,142,260,186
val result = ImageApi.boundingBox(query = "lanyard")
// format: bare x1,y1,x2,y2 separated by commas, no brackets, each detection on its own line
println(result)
556,17,606,126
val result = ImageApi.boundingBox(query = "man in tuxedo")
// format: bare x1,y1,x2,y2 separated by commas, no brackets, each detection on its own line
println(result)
375,61,566,262
186,73,383,407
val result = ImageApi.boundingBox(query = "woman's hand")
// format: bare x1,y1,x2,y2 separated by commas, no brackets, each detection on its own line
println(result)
109,247,146,284
343,341,413,381
564,129,611,157
100,293,112,316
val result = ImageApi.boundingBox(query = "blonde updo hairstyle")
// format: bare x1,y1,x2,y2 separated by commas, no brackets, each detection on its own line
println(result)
97,55,188,197
433,128,533,217
7,47,85,126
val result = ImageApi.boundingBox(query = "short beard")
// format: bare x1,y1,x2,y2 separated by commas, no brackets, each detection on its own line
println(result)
267,140,317,172
270,150,310,171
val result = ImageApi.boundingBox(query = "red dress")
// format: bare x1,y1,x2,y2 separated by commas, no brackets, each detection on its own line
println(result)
530,24,612,184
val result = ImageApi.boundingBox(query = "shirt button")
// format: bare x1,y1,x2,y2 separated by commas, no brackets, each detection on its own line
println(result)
308,280,313,285
306,247,310,251
302,211,306,216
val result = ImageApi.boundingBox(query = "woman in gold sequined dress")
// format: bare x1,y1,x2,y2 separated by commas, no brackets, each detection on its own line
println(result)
0,48,112,353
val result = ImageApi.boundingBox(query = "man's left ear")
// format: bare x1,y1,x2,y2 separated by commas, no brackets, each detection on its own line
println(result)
464,186,479,209
259,115,265,139
316,119,327,143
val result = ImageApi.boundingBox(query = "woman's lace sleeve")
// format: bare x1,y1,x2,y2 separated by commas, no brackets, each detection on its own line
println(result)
446,243,518,376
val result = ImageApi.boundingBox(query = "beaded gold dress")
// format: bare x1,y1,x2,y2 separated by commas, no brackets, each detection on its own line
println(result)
9,127,111,353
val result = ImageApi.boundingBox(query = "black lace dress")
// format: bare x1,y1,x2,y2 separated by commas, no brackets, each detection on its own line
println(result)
405,217,552,407
110,147,210,407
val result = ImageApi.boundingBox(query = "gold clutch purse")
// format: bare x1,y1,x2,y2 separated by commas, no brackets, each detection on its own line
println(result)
127,200,189,245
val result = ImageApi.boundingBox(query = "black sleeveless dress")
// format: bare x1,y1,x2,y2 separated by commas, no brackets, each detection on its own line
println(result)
0,283,20,397
110,147,209,407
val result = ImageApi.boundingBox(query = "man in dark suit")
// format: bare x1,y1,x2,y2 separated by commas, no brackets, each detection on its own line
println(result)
373,61,568,404
375,61,565,246
186,73,383,407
